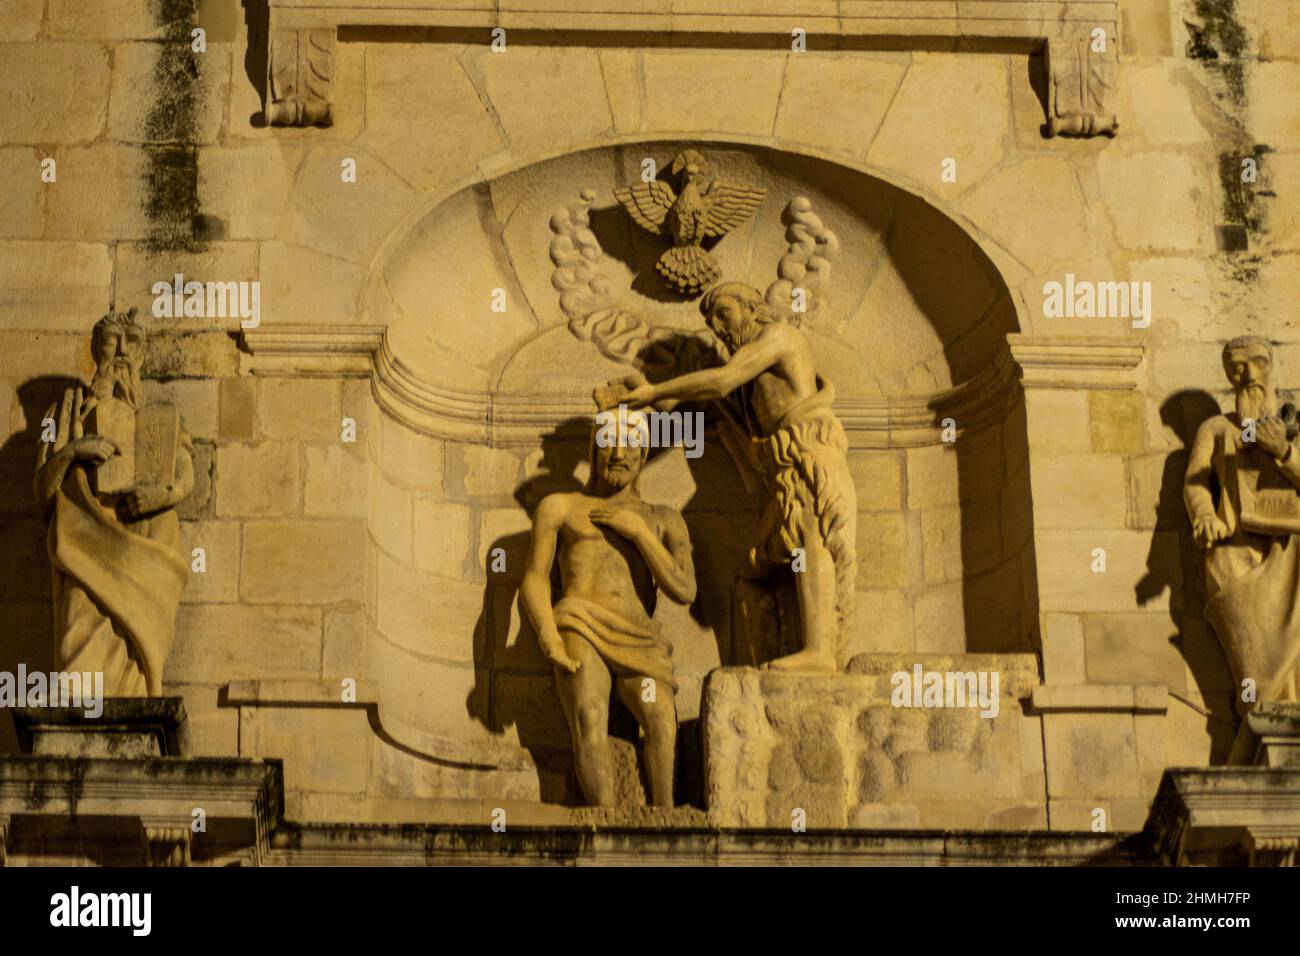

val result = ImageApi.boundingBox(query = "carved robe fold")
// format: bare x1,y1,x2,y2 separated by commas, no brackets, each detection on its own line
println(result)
553,595,677,691
39,389,188,696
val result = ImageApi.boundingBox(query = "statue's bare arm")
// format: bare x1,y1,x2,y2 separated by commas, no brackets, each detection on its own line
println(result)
625,327,787,407
1184,419,1228,547
653,507,697,606
520,495,581,673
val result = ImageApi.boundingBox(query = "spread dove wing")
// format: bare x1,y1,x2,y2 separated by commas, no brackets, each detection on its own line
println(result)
701,182,767,238
614,180,677,235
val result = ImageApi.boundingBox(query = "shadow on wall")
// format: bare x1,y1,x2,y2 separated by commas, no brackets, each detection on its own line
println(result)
1138,389,1238,764
239,0,269,128
466,421,587,803
886,192,1031,656
467,411,750,806
0,377,79,755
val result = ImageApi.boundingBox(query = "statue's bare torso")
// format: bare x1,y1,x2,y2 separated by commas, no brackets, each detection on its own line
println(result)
747,325,819,436
551,492,661,627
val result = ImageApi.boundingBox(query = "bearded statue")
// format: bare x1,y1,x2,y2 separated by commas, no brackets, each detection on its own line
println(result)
1184,335,1300,719
34,309,195,696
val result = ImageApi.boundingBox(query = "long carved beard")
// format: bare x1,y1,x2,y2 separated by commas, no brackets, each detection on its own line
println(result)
720,317,761,356
92,357,142,410
1236,383,1272,423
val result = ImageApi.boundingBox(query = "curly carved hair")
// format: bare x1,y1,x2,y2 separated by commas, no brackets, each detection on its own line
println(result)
698,281,781,326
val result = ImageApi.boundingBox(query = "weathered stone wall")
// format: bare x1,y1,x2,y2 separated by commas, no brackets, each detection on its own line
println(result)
1,0,1298,830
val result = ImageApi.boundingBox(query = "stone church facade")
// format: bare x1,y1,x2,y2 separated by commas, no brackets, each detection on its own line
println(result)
0,0,1297,865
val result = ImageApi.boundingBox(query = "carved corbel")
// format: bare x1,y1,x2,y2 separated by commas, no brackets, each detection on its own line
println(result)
1046,36,1119,138
141,819,192,867
1243,827,1299,867
267,28,335,127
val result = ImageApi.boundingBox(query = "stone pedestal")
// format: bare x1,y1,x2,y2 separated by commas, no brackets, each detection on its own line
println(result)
1,698,280,866
11,697,188,758
1226,702,1300,768
701,655,1046,829
1149,767,1300,866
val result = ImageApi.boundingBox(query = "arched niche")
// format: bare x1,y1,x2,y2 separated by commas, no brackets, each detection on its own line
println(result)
358,140,1026,448
343,140,1039,790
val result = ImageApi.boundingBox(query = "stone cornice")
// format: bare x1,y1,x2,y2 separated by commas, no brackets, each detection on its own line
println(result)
244,323,1026,448
1030,683,1168,714
270,0,1118,40
1007,334,1146,391
265,0,1120,134
1149,768,1300,866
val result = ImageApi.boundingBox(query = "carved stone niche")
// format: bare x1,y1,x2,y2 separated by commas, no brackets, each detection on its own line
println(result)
248,141,1042,795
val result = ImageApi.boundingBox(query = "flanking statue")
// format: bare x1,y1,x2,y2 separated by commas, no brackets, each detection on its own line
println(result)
35,309,194,697
1184,335,1300,715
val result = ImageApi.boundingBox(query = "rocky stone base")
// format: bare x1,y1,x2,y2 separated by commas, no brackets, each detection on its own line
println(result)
702,655,1046,829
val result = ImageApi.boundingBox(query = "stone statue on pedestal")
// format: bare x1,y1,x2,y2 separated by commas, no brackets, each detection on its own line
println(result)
600,281,857,673
34,309,195,697
1184,335,1300,716
521,412,697,806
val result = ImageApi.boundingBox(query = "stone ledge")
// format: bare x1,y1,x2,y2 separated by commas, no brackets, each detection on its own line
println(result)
271,0,1118,42
1008,335,1146,391
266,822,1150,866
244,323,1024,448
223,679,534,773
1030,684,1168,714
0,755,283,866
225,679,379,708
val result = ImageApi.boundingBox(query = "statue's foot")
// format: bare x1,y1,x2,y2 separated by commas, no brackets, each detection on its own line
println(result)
763,649,837,673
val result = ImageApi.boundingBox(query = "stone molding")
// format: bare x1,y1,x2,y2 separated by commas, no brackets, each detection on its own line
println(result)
0,758,282,866
269,0,1118,40
1007,334,1146,391
263,0,1119,130
263,823,1148,866
1030,683,1169,715
244,323,1025,447
223,679,529,772
1150,769,1300,867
